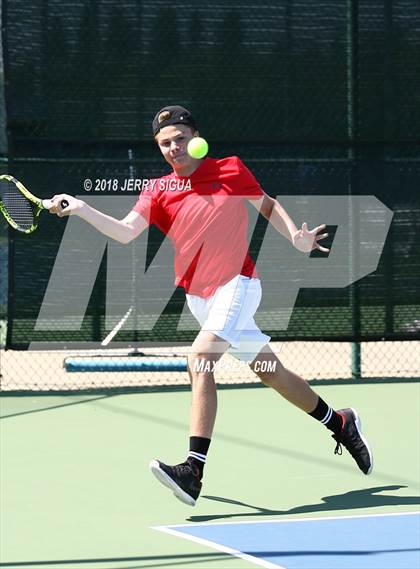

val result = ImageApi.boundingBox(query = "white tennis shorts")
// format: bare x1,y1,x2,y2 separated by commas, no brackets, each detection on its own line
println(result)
186,275,271,362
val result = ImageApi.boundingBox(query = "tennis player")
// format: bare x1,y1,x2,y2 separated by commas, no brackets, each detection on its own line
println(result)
49,105,373,506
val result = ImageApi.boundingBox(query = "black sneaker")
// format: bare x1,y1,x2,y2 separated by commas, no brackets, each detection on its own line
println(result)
149,459,202,506
332,408,373,475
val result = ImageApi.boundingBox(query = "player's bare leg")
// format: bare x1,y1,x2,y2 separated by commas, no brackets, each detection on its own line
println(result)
187,331,229,438
249,344,318,411
250,344,373,475
150,331,230,505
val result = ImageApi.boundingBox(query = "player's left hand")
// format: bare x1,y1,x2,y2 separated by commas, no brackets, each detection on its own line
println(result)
292,223,330,253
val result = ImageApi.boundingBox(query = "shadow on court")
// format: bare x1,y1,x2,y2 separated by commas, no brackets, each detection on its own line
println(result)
187,485,420,522
0,395,117,419
0,552,230,568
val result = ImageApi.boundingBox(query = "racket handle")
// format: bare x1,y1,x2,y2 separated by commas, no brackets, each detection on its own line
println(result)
42,198,70,210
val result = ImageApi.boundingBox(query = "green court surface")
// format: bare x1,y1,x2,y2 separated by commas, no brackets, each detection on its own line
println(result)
1,383,419,569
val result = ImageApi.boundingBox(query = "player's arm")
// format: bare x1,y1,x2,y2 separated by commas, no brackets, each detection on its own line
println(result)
48,194,148,244
250,192,298,242
250,192,329,253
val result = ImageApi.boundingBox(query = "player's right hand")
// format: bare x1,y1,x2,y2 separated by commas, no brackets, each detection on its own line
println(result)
292,222,330,253
48,194,84,217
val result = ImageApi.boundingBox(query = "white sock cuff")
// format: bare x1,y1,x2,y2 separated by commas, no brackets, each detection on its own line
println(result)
188,451,207,463
321,407,333,424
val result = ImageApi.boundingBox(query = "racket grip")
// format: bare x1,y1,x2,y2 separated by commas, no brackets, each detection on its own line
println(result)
61,200,69,209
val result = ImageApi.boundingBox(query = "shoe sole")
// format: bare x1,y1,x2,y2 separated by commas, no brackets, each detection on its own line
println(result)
350,407,374,475
149,460,196,506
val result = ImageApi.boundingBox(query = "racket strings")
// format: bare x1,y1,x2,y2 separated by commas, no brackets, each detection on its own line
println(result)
0,180,36,230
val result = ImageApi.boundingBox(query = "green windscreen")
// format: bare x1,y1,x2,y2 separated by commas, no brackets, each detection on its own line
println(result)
2,0,419,348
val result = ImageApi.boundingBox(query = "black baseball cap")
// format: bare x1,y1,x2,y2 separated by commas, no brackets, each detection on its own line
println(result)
152,105,197,136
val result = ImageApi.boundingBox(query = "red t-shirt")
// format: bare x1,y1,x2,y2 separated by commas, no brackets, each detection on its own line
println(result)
132,156,263,298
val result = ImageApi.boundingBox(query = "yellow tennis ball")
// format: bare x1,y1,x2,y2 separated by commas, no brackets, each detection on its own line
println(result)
187,137,209,159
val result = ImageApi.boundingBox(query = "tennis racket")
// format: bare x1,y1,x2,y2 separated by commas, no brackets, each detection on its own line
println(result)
0,174,68,234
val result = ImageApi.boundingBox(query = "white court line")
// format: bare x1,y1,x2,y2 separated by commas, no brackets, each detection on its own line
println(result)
153,525,285,569
157,509,420,528
152,511,419,569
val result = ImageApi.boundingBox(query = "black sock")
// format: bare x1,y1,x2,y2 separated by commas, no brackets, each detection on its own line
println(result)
308,397,343,434
187,436,211,479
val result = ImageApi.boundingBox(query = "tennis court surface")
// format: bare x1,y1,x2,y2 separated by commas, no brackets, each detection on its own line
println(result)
157,513,419,569
1,382,419,569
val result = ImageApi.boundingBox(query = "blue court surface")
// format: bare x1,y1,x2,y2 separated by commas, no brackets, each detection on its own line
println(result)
154,512,420,569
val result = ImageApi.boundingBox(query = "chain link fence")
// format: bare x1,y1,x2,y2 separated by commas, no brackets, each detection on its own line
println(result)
1,0,419,392
0,0,8,352
1,341,419,393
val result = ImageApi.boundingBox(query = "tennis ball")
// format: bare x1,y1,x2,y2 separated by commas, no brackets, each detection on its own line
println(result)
187,137,209,159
